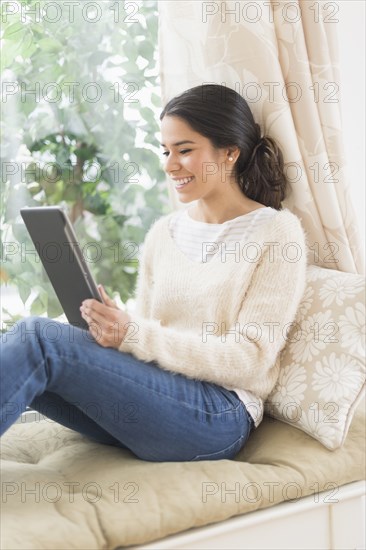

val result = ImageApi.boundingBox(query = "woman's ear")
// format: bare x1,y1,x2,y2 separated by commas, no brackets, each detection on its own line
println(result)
226,146,240,163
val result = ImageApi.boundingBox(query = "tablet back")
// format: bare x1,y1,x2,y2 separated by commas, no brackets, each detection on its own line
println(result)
20,206,102,330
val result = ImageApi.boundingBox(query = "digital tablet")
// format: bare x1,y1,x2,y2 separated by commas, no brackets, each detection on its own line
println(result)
20,206,104,329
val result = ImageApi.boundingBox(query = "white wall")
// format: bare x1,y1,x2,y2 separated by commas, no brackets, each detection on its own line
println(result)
337,1,365,250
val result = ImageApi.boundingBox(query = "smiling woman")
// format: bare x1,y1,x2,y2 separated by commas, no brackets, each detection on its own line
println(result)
1,83,308,463
159,85,288,223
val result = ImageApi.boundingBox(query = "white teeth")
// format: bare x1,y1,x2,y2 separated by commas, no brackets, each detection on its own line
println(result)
175,176,193,185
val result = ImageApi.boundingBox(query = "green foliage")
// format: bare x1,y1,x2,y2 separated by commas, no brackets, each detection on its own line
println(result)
0,0,169,322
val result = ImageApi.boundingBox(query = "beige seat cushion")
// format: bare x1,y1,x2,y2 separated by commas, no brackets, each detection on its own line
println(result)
1,403,364,550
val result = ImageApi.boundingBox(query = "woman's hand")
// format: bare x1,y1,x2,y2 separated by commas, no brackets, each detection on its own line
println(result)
80,285,132,349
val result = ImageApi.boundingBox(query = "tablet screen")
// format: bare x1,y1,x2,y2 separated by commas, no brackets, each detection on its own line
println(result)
20,206,103,329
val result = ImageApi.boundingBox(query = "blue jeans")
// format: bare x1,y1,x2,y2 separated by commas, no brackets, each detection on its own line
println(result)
0,316,254,462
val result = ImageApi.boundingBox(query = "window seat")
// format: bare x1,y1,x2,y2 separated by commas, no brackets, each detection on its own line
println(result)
1,403,364,549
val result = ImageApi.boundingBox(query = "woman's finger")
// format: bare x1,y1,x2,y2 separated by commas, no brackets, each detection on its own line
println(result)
98,284,118,308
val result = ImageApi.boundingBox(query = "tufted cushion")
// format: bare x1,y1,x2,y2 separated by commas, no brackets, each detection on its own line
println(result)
265,265,365,450
0,404,365,549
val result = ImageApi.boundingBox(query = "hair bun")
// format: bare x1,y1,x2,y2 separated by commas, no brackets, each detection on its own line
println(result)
248,138,264,164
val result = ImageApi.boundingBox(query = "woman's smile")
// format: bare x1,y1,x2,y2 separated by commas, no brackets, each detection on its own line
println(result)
172,176,195,189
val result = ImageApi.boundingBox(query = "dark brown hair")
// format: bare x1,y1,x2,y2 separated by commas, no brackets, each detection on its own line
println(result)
160,84,288,210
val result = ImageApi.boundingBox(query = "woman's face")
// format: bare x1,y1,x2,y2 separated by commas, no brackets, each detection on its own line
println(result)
160,115,236,203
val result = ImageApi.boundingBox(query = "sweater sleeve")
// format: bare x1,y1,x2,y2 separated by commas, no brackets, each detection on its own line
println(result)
127,218,159,318
119,214,308,399
130,242,152,319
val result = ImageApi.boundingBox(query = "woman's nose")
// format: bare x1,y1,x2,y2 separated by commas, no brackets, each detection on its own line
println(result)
164,153,180,174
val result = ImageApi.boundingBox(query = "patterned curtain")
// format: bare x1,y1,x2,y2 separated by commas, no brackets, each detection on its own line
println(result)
158,0,364,275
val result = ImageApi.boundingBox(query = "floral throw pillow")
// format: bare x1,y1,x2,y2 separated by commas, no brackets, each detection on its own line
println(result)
265,265,365,450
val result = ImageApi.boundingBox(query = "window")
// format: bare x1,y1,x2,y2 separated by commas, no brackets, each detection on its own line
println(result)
0,0,169,323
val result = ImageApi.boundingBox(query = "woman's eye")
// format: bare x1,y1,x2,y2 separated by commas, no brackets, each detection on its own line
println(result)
161,148,192,156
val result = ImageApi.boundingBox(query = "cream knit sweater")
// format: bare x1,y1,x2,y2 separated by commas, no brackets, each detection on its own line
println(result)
119,208,308,401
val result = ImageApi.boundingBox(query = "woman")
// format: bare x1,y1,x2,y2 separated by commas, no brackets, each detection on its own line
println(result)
0,84,307,461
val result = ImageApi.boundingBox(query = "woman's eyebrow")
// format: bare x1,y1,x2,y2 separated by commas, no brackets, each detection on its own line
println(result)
160,140,196,147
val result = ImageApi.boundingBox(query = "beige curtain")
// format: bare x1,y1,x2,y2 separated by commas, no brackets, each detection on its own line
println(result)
158,0,365,274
